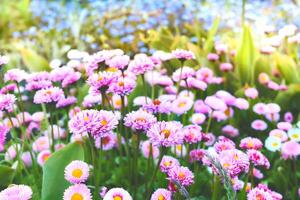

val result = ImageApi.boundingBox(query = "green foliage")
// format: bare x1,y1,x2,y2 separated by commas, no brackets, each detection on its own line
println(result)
275,53,300,84
0,165,15,188
41,142,84,200
235,24,257,85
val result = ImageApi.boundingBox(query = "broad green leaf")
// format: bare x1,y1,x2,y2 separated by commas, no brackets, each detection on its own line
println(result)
0,165,15,187
275,83,300,111
19,47,50,72
235,24,257,85
275,53,299,84
41,142,84,200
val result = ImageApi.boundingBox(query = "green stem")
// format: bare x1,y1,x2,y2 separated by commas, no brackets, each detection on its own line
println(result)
141,75,148,104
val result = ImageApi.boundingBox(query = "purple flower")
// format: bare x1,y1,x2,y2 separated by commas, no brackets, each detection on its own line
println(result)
128,54,154,75
108,75,136,96
160,155,180,173
124,110,157,132
0,94,16,112
56,96,77,108
171,49,195,60
167,166,194,186
4,69,27,83
33,87,64,104
87,71,118,91
247,149,270,169
147,121,183,147
106,55,130,70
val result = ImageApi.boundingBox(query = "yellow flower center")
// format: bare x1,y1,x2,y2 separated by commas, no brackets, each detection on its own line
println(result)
158,194,166,200
98,75,103,81
46,90,52,95
84,116,89,122
178,102,186,108
272,142,278,147
113,195,122,200
224,108,230,117
115,99,122,106
234,154,239,160
223,163,230,168
72,169,83,178
178,172,185,180
176,145,182,151
292,134,299,139
161,129,171,138
164,161,171,167
43,154,50,162
71,193,83,200
106,67,118,72
118,81,124,87
101,120,108,126
247,141,254,148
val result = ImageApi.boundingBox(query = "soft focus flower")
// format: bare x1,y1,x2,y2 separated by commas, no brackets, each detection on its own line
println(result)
0,94,16,112
150,188,172,200
106,55,130,70
220,63,233,72
147,121,183,147
37,150,51,166
222,125,239,138
167,166,194,186
63,184,92,200
4,69,27,83
64,160,90,184
172,66,195,82
183,125,202,144
33,87,64,104
244,87,258,99
171,97,193,115
204,96,227,111
269,129,288,142
124,110,157,132
281,140,300,159
56,96,77,108
141,140,160,159
240,137,263,150
251,120,268,131
103,188,132,200
218,149,249,177
288,128,300,141
0,55,9,66
247,149,270,169
128,54,154,75
265,136,282,152
191,113,206,125
0,124,8,151
189,149,205,163
171,49,195,60
32,136,50,152
0,184,32,200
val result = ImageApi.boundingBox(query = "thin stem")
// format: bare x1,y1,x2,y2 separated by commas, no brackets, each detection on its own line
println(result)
141,75,148,104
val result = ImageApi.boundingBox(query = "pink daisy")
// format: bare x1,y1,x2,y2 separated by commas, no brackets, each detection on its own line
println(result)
147,121,183,147
64,160,89,184
124,110,157,132
160,156,180,173
251,120,268,131
167,166,194,186
128,54,154,75
240,137,263,150
103,188,132,200
33,87,64,104
183,125,202,144
63,184,92,200
0,184,32,200
0,94,16,112
247,149,270,169
171,49,195,60
150,188,172,200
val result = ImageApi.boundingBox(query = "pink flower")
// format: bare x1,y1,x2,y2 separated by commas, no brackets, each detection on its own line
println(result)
150,188,172,200
142,99,172,114
0,184,32,200
106,55,130,70
63,184,92,200
189,149,205,163
215,90,236,106
191,113,206,125
220,63,233,72
251,120,268,131
281,140,300,159
253,103,268,115
277,122,292,131
214,137,236,153
124,110,157,132
103,188,132,200
269,129,288,141
284,112,293,123
234,98,249,110
194,100,211,114
215,43,228,54
171,97,194,115
33,87,64,104
0,55,9,66
183,125,202,144
172,66,195,82
95,133,118,150
0,94,16,112
32,136,50,152
64,160,89,184
0,124,9,151
4,69,27,83
62,72,81,88
56,96,77,108
204,96,227,111
247,149,270,169
222,125,239,137
167,166,194,186
160,156,180,173
171,49,195,60
87,71,118,91
147,121,183,147
207,53,219,61
108,75,136,96
128,54,154,75
218,149,249,177
186,77,207,91
141,140,160,159
240,137,263,150
37,150,52,166
244,87,259,99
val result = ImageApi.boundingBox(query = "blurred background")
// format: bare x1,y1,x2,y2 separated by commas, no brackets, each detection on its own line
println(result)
0,0,299,71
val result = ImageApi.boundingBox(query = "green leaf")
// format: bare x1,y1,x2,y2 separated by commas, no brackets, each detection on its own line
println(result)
19,47,50,72
41,142,84,200
0,165,15,187
275,53,299,84
235,24,257,85
204,18,219,54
